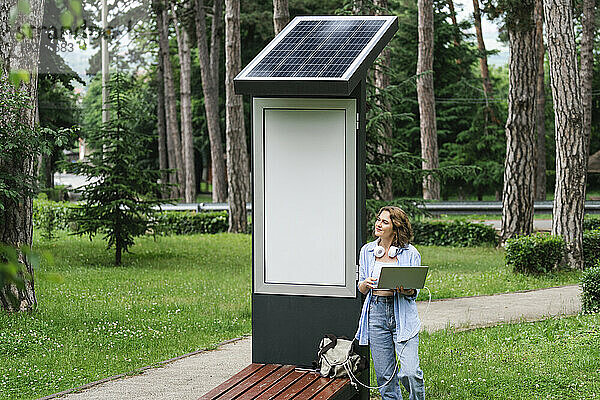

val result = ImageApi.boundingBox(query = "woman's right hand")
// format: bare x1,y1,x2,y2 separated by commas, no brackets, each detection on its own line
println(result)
359,277,378,294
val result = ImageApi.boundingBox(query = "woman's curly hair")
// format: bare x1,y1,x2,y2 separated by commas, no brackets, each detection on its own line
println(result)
374,206,413,248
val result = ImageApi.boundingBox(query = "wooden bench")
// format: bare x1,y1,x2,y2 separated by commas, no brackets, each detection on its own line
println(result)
199,363,360,400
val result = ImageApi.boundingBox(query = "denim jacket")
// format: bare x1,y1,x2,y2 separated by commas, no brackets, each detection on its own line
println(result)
354,239,422,345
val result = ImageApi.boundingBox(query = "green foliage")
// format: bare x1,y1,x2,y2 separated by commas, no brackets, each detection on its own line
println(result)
412,220,498,247
505,233,565,274
0,76,43,211
32,198,76,239
66,73,168,265
154,211,229,235
583,229,600,269
581,264,600,313
0,245,27,310
584,217,600,231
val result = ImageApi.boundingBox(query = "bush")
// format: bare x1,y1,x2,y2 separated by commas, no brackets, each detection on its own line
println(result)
583,229,600,269
411,220,498,247
505,233,565,274
581,264,600,313
153,211,229,235
32,199,76,238
583,217,600,231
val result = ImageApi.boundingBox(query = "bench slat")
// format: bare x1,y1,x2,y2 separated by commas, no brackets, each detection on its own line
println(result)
241,365,296,399
308,378,350,400
251,370,306,400
271,371,320,400
199,363,265,400
218,364,281,400
290,376,334,400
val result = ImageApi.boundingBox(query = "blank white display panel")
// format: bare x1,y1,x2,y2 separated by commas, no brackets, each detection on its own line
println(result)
253,98,356,297
264,109,345,285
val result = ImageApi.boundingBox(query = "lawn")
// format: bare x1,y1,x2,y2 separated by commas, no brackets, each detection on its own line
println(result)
370,313,600,399
0,233,584,399
416,246,581,300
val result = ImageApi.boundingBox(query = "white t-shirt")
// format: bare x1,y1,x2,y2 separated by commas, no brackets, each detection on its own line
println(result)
373,261,397,288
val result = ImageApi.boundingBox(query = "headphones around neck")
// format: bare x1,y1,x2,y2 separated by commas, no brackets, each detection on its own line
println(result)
374,244,399,258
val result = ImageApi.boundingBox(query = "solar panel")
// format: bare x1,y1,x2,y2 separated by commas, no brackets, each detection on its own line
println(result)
235,16,398,96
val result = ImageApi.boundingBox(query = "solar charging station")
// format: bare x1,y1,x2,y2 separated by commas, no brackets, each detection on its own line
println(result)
234,16,398,397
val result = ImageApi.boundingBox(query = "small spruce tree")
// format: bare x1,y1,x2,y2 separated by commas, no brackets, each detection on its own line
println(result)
69,73,168,265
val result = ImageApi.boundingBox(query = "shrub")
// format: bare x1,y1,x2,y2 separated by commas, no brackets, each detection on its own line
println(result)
583,229,600,269
583,217,600,231
581,264,600,313
32,199,76,238
154,211,229,235
505,233,565,274
411,220,498,247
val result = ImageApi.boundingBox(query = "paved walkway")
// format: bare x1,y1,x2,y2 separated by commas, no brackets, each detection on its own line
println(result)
51,285,582,400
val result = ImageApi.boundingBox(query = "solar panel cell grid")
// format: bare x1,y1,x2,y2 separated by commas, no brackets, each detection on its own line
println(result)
246,18,386,79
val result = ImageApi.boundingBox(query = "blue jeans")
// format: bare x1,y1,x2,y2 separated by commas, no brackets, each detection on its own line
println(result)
368,295,425,400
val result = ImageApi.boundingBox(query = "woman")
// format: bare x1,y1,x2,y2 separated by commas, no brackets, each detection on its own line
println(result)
355,206,425,400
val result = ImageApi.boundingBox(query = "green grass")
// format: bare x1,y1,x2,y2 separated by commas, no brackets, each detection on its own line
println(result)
416,246,581,300
369,314,600,399
0,232,252,400
0,234,583,399
426,214,553,221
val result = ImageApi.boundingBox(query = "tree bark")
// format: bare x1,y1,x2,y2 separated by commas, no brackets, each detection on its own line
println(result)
501,15,537,242
272,0,289,35
534,0,546,201
545,0,586,269
581,0,595,157
447,0,461,51
373,0,393,201
158,4,183,199
156,42,169,199
0,0,45,312
172,1,196,203
195,0,227,202
417,0,440,200
473,0,497,124
225,0,250,233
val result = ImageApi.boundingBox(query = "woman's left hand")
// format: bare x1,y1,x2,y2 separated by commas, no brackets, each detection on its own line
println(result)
396,286,416,296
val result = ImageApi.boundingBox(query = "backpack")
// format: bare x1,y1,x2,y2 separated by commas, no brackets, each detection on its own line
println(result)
315,334,367,379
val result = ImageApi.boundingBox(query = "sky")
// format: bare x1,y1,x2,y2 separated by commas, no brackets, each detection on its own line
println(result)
56,1,510,83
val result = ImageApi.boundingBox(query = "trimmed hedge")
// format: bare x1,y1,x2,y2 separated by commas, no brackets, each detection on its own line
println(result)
583,229,600,269
153,211,229,235
584,217,600,231
581,264,600,313
412,220,498,247
505,233,565,274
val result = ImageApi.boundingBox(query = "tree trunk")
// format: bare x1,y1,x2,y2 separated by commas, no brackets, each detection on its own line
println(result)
156,42,169,199
501,20,537,242
473,0,498,125
417,0,440,200
0,0,45,312
447,0,461,52
545,0,586,269
225,0,250,233
272,0,290,35
534,0,546,201
373,0,393,201
581,0,595,157
172,2,196,203
158,4,183,199
195,0,227,202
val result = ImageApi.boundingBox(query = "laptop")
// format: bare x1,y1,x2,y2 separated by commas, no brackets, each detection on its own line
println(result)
377,266,429,290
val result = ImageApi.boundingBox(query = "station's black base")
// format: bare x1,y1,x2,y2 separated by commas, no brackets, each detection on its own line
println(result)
252,293,363,368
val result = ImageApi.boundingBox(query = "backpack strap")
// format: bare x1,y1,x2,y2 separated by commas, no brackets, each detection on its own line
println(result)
317,334,338,359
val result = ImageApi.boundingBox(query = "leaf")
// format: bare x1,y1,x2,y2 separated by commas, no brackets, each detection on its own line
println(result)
61,11,74,28
20,23,32,39
17,0,30,14
69,0,83,17
8,69,30,87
